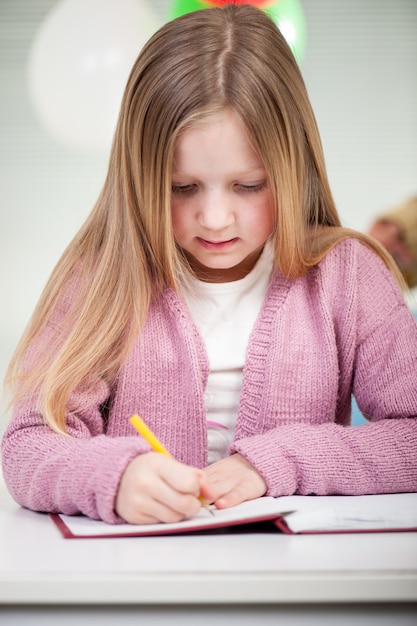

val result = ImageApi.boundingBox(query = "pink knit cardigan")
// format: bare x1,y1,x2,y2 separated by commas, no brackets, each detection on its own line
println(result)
2,239,417,523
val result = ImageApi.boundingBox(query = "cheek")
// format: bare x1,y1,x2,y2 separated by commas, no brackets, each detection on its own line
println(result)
171,203,188,241
171,200,181,229
248,200,274,235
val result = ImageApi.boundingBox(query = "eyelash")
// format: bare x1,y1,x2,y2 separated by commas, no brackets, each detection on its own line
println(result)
171,184,196,195
171,181,267,195
237,182,266,193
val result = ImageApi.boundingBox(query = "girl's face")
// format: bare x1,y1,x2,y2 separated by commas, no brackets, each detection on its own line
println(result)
171,109,274,282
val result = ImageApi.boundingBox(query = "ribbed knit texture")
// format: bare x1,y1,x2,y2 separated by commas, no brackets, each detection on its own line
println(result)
2,239,417,523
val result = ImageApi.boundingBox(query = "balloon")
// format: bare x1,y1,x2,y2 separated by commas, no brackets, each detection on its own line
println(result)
168,0,306,63
207,0,272,5
265,0,306,63
169,0,274,14
28,0,160,153
168,0,206,17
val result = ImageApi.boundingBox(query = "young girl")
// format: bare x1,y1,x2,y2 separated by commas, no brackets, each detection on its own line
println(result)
2,4,416,525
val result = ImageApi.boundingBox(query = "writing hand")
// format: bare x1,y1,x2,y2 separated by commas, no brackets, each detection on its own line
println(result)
115,452,213,524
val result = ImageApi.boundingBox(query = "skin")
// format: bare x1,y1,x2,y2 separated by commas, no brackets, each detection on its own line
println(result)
171,109,274,282
116,109,271,524
368,219,416,269
115,453,215,524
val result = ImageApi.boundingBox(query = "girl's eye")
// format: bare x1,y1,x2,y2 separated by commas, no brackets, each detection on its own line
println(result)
171,184,196,195
237,181,267,192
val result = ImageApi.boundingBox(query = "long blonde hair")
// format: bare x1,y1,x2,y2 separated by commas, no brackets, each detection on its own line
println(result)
6,4,401,433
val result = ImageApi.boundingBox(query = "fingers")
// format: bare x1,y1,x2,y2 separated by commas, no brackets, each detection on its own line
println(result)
197,474,216,503
203,453,267,510
115,451,267,524
121,487,202,525
115,453,208,524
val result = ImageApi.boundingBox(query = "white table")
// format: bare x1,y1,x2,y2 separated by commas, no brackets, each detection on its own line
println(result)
0,492,416,625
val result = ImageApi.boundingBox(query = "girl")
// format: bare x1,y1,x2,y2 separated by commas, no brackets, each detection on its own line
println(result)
2,4,416,525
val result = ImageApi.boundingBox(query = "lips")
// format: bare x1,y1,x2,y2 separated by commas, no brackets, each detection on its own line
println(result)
197,237,238,251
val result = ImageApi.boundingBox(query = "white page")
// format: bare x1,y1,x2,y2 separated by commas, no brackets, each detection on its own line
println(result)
57,496,292,537
283,493,417,532
56,493,417,537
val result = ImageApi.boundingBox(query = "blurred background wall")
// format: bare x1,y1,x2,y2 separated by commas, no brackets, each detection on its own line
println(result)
1,0,416,439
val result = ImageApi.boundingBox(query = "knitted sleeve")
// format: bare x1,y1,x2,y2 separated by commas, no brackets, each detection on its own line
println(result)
1,392,151,523
231,240,417,497
1,280,151,524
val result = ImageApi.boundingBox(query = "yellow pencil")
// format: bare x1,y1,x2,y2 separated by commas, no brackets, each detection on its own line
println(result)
129,414,214,515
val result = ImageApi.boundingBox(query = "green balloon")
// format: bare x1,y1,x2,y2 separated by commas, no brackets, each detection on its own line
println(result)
168,0,208,20
167,0,306,64
265,0,307,64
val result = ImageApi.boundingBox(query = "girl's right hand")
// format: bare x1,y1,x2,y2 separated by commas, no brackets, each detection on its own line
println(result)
115,452,213,524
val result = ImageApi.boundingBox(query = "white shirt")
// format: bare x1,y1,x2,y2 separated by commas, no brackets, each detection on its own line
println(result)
183,245,273,463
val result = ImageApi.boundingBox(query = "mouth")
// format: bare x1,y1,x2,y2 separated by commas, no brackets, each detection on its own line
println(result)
197,237,238,251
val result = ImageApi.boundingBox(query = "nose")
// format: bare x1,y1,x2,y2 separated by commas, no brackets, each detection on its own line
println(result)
197,189,235,232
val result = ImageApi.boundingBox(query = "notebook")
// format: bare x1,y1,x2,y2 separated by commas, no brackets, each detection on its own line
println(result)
50,492,417,538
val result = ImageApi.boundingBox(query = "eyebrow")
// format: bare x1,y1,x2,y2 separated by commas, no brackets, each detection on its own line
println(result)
171,165,267,179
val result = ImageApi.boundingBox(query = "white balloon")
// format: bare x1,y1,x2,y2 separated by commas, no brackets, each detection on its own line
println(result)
27,0,160,153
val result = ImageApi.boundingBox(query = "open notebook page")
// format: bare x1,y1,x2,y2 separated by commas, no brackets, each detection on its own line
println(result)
52,493,417,538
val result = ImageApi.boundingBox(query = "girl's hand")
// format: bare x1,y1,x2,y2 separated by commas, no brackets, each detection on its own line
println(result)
203,453,267,509
115,452,213,524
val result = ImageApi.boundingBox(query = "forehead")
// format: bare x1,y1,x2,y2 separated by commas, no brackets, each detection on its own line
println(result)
172,110,264,171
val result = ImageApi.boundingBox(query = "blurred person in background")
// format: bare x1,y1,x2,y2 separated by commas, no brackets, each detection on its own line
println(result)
368,197,417,289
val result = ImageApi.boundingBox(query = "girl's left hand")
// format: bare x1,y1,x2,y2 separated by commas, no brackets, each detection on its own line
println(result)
203,453,267,509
